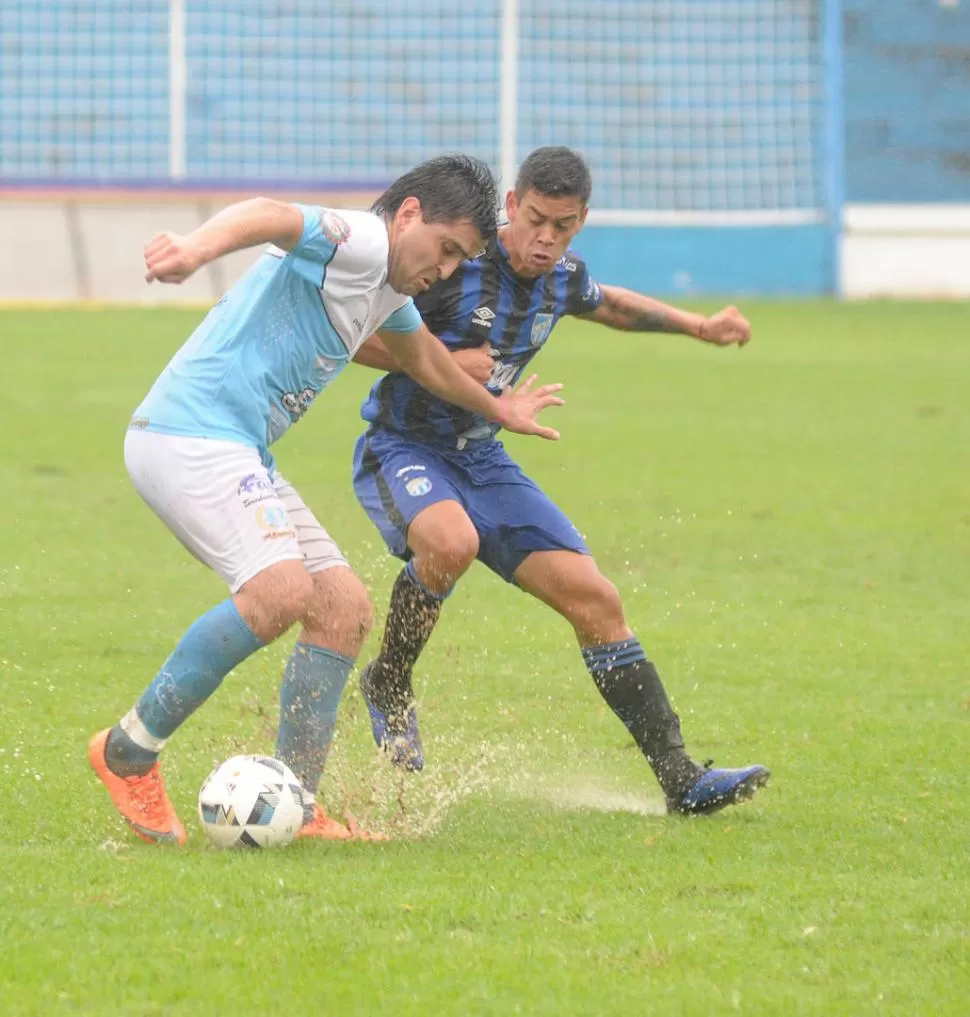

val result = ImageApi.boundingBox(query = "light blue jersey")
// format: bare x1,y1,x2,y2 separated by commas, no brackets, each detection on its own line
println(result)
132,205,421,467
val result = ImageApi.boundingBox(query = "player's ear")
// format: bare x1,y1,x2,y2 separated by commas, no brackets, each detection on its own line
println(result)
505,189,518,220
577,204,589,230
397,196,423,227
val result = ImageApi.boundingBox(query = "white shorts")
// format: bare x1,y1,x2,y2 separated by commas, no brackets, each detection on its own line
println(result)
124,428,347,593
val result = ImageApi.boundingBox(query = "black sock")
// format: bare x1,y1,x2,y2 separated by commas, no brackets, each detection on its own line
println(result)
582,638,701,800
104,722,158,778
365,563,445,731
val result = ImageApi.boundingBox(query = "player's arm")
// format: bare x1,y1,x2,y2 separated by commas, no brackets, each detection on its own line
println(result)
354,334,496,384
580,285,751,347
352,335,400,372
377,323,563,440
144,198,304,284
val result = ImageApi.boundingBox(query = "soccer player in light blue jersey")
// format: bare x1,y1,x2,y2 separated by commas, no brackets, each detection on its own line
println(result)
88,155,565,845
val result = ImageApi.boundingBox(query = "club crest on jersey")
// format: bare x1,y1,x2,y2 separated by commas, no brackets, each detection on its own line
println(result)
319,209,351,245
530,313,554,347
406,476,433,497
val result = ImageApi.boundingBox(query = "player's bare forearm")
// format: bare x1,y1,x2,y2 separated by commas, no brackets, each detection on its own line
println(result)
583,285,705,336
356,335,496,387
144,198,305,284
188,198,305,265
379,327,564,441
353,335,402,372
581,286,752,347
378,327,506,423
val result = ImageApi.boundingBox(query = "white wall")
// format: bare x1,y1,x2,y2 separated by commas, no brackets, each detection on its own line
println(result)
841,205,970,299
0,191,375,305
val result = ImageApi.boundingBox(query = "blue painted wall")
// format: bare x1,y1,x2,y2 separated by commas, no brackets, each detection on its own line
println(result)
844,0,970,202
571,225,830,297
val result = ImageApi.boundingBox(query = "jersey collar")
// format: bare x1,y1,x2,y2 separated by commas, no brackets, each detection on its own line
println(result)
494,236,546,284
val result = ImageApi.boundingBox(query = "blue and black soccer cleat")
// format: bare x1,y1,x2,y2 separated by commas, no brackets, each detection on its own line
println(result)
668,762,770,816
359,662,425,772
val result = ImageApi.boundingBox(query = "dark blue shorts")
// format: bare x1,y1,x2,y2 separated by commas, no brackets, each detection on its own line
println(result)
352,428,589,584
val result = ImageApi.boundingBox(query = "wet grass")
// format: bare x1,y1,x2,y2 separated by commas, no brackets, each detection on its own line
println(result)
0,304,967,1015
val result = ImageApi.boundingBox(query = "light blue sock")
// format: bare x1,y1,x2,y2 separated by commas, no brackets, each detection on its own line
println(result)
275,642,353,797
106,599,264,775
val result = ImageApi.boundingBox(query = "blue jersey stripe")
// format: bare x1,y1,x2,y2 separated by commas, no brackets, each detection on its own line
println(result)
555,262,569,319
454,259,484,342
491,267,517,356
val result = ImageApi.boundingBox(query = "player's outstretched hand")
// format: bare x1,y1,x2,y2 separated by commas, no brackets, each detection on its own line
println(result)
498,373,564,440
698,306,752,347
144,232,204,284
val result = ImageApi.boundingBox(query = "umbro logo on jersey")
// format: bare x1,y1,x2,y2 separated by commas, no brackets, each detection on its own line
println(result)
472,306,495,328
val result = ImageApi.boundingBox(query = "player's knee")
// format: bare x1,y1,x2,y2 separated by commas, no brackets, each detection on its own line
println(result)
238,561,315,640
418,527,479,580
591,577,625,627
429,538,479,581
563,574,625,632
303,568,373,655
272,566,316,626
336,575,374,648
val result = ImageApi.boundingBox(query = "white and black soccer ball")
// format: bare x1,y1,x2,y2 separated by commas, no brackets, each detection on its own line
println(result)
198,754,306,849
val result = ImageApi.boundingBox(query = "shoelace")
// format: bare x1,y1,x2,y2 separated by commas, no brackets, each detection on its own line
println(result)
124,768,165,818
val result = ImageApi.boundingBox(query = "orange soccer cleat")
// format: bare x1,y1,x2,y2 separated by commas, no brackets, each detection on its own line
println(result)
296,802,386,842
88,729,187,846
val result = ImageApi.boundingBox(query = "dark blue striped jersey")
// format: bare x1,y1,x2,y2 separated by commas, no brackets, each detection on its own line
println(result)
360,240,604,447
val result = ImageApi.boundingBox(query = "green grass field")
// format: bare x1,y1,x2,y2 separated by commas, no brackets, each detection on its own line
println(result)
1,303,967,1015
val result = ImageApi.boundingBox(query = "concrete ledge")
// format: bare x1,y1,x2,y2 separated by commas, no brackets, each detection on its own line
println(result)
0,194,377,303
842,203,970,298
0,203,78,301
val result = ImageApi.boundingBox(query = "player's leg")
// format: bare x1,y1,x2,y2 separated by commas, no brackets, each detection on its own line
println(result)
352,431,478,767
464,446,769,815
513,550,769,814
362,500,478,769
512,550,703,798
90,431,314,845
377,498,478,672
464,466,700,799
268,475,377,839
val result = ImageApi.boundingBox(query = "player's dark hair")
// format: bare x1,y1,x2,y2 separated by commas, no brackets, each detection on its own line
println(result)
515,146,592,205
372,154,500,245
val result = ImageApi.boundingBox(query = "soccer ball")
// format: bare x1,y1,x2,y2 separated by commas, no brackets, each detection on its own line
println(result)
198,754,306,849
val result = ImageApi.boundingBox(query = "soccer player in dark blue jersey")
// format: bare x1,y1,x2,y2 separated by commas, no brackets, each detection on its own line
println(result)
351,147,769,815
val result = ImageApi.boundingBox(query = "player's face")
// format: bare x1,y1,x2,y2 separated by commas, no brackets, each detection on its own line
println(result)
388,197,483,295
504,189,588,275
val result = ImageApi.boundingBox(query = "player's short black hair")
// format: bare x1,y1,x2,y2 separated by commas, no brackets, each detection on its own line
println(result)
515,146,592,205
372,154,500,245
